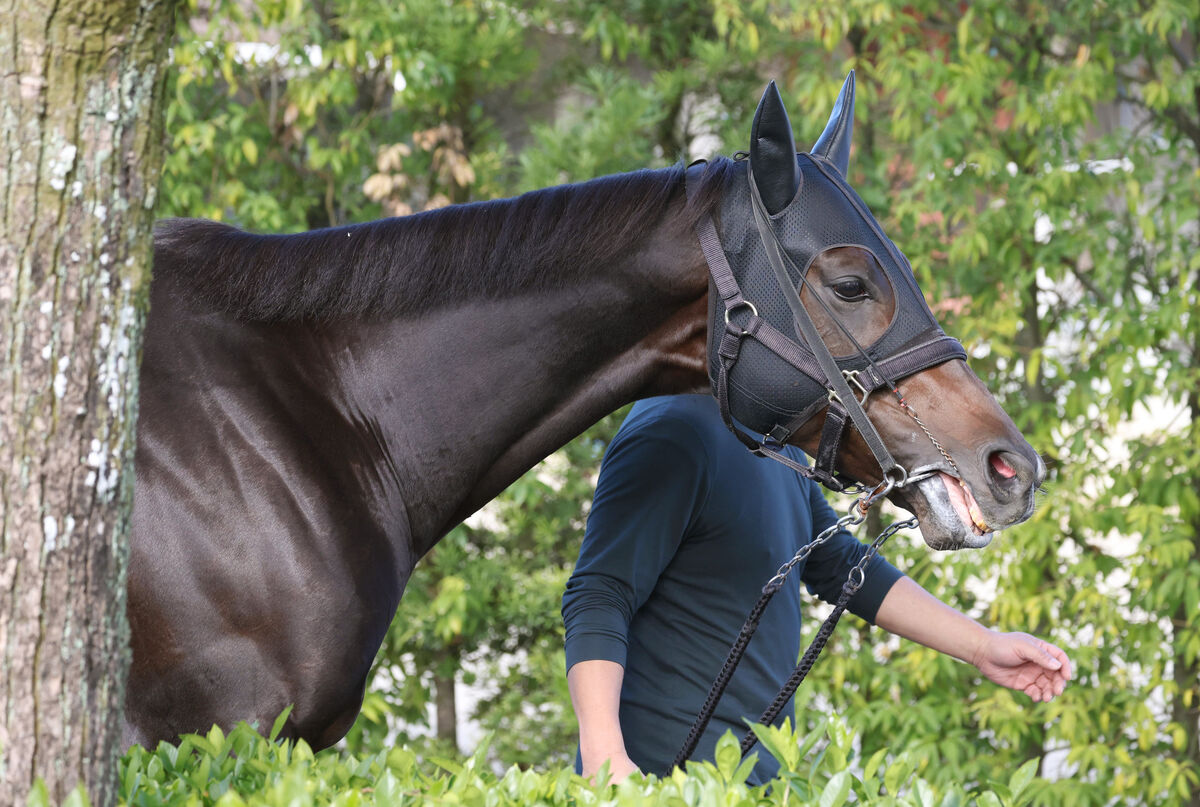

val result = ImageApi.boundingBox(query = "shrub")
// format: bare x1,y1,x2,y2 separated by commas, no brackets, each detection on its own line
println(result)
31,712,1041,807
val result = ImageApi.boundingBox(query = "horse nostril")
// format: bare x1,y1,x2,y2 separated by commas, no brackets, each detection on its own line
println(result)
986,450,1036,499
990,452,1017,480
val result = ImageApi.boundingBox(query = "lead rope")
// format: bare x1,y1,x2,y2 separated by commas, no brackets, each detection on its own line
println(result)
669,482,913,772
736,514,917,757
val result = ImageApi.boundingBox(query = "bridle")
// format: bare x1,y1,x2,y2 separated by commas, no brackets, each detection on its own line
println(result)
686,155,968,494
671,154,970,772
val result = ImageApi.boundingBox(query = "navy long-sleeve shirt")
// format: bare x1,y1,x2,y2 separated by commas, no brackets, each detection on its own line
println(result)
562,394,904,783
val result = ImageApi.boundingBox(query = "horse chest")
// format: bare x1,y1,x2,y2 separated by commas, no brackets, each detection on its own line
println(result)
128,305,417,746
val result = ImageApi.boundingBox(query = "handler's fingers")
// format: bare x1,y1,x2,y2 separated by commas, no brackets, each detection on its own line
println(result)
1037,669,1066,701
1024,670,1062,703
1041,678,1057,701
1019,637,1062,672
1044,642,1072,681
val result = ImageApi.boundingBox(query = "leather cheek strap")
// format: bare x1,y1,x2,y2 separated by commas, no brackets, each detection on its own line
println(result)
745,163,904,482
686,160,965,490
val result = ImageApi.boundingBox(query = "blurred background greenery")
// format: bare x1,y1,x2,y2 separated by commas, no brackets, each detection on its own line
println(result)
162,1,1199,804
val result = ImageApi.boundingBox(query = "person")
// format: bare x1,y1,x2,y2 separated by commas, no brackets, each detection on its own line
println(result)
561,394,1071,783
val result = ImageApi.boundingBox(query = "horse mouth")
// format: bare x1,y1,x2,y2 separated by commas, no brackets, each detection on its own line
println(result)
903,471,994,550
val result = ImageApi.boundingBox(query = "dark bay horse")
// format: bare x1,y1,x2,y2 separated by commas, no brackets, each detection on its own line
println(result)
127,79,1043,749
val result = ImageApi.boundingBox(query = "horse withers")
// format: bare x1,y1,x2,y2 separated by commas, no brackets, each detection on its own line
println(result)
127,76,1042,748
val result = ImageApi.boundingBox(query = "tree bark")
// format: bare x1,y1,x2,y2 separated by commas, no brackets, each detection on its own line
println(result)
0,0,175,804
435,652,459,750
1178,387,1200,807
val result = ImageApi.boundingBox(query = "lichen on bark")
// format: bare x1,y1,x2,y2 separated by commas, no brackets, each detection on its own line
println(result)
0,0,177,804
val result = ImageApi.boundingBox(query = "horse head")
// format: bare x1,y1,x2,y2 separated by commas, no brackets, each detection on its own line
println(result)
701,74,1044,550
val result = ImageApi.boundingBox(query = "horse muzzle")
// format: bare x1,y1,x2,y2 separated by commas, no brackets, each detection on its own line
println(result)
897,453,1046,551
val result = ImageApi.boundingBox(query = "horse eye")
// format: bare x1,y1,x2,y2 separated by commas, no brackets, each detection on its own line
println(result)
831,278,869,301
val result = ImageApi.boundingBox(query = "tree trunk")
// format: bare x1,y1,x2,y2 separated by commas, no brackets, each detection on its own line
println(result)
435,653,459,750
1174,589,1200,807
1178,388,1200,807
0,0,175,804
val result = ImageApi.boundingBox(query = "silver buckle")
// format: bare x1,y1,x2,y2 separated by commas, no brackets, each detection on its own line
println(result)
842,370,871,406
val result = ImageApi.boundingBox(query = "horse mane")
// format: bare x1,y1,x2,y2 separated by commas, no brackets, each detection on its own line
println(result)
154,158,735,322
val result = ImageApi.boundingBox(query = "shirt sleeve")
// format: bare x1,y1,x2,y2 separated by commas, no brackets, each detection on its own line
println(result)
561,415,712,671
799,479,904,625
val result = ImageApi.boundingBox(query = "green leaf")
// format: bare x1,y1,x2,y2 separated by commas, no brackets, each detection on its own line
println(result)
25,781,49,807
214,790,248,807
864,747,888,784
795,722,824,760
745,22,759,53
732,751,759,785
715,732,742,779
914,778,937,807
207,724,226,752
818,770,852,807
269,704,294,742
750,721,800,771
1009,758,1039,801
884,756,913,795
977,793,1004,807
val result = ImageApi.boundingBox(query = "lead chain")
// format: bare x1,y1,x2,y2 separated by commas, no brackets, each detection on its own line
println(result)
846,515,919,592
733,510,918,760
894,390,964,480
762,506,864,594
671,491,891,771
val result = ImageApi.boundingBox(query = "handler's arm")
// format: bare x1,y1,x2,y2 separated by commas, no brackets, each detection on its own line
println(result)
567,660,639,780
874,576,1072,702
562,414,711,781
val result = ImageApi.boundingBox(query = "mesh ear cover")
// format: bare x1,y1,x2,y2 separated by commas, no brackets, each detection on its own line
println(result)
708,156,947,437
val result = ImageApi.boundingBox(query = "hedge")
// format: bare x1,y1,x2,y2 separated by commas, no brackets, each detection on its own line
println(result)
28,712,1042,807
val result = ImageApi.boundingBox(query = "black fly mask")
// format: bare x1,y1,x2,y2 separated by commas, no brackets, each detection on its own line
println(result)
689,73,967,491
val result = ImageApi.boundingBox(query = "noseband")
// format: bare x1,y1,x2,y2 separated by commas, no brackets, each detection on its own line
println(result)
686,157,967,492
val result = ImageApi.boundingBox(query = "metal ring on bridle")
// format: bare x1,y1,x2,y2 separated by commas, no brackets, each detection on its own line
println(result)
858,476,896,513
847,566,866,590
883,465,908,488
724,300,758,328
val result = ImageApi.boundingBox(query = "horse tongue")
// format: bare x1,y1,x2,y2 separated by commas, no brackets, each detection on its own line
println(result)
939,472,989,535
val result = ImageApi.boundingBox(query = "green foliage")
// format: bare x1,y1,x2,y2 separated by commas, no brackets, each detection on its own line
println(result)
162,0,1199,804
770,3,1200,806
42,718,1024,806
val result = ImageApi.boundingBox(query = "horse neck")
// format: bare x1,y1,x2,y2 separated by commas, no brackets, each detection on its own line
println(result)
331,192,710,555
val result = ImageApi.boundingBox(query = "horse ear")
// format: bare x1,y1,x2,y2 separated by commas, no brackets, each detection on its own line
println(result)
811,71,855,176
749,80,801,215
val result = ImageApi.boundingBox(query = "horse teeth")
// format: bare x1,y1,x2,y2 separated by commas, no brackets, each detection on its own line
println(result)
966,496,988,531
959,480,989,533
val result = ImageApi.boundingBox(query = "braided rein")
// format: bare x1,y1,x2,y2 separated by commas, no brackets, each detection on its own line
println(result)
670,480,917,772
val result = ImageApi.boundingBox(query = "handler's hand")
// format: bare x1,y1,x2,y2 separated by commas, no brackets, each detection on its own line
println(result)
972,631,1072,702
582,753,640,784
